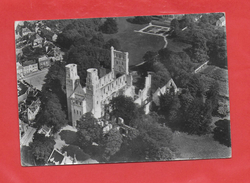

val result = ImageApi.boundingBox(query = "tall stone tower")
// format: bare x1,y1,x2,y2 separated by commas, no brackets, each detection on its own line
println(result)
111,46,129,77
85,68,100,117
65,64,80,122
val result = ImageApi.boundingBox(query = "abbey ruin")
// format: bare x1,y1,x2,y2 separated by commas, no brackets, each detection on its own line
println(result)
66,47,177,127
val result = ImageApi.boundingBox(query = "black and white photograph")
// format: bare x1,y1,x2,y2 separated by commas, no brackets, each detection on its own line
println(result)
16,13,231,166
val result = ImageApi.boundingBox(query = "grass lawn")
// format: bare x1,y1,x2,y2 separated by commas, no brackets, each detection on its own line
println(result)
173,132,231,160
103,17,165,66
21,146,35,166
167,38,192,52
59,130,77,145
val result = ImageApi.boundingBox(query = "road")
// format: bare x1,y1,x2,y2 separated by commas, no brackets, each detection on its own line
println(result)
21,68,49,90
20,127,36,146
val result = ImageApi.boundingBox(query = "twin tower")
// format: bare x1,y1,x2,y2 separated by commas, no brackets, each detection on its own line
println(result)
65,47,137,127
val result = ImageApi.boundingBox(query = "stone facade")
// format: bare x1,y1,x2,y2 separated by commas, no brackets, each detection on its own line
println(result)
38,55,51,70
66,47,152,127
152,79,178,106
66,47,178,127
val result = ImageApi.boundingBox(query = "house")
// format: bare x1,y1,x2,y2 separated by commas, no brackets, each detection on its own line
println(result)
52,34,58,42
22,27,32,37
49,47,63,62
19,119,29,139
37,125,52,137
17,81,29,103
20,126,36,147
32,33,44,48
38,55,51,70
27,98,41,121
40,28,57,42
216,16,226,27
16,48,23,57
16,62,23,79
22,60,38,75
47,149,73,165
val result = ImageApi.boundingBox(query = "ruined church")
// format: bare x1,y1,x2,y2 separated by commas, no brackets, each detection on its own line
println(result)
66,47,178,127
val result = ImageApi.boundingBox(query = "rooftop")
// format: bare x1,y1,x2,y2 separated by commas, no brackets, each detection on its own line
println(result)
17,81,28,97
47,149,65,165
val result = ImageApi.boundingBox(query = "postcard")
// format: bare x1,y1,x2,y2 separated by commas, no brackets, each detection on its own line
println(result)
16,13,231,166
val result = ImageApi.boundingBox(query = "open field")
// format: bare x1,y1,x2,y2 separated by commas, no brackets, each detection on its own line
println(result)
103,17,165,66
167,38,192,52
22,68,49,90
173,132,231,159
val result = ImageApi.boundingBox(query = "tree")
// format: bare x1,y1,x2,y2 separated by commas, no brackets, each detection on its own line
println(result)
213,119,231,147
186,75,205,98
127,16,152,24
65,45,111,86
76,112,103,149
182,98,212,135
29,135,55,165
130,113,177,161
40,93,68,133
104,38,121,50
103,128,123,160
100,18,118,34
109,95,140,126
61,145,90,161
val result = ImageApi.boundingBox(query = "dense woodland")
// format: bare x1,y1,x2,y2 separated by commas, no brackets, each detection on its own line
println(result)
29,14,230,164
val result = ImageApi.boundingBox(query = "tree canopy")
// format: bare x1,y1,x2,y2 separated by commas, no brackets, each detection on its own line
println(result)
213,119,231,147
29,134,55,165
100,18,118,34
109,95,141,126
76,112,103,148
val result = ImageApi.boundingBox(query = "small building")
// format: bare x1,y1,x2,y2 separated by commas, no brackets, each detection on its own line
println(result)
22,27,32,37
19,119,29,139
40,28,57,42
27,98,41,121
22,60,38,75
20,126,36,147
32,33,44,48
38,55,51,70
17,81,29,103
52,34,58,42
16,48,23,57
216,16,226,27
47,149,73,165
16,62,23,80
37,125,52,137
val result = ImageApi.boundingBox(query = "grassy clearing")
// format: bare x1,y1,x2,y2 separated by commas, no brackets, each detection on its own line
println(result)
167,38,192,52
103,17,165,66
21,146,35,166
173,132,231,159
59,130,77,145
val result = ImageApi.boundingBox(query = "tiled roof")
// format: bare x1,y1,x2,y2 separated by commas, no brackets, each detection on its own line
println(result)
23,60,37,67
